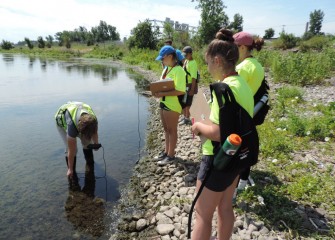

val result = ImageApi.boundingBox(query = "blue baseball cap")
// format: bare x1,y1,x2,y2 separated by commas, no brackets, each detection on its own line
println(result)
155,45,176,61
176,49,185,62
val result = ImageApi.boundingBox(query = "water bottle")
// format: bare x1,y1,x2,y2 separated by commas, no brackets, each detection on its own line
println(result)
253,94,269,116
213,134,242,170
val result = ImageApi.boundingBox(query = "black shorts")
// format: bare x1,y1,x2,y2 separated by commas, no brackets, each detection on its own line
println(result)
184,95,194,107
160,102,171,111
197,155,241,192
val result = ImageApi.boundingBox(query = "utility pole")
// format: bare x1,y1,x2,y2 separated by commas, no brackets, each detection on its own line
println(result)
305,22,309,33
282,25,286,33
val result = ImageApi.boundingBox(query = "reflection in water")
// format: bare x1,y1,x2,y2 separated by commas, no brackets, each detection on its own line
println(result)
92,64,119,82
126,68,151,91
2,54,14,65
65,164,105,238
29,56,36,68
40,60,47,70
61,63,119,82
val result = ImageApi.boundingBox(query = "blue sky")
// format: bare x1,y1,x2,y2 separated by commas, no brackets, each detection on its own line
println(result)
1,0,335,43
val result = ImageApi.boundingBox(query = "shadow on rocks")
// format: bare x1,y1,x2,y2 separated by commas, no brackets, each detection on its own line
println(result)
236,169,334,239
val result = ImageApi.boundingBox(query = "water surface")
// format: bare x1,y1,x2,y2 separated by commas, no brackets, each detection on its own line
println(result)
0,53,150,239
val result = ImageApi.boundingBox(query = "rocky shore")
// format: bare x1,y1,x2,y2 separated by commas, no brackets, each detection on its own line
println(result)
109,68,335,240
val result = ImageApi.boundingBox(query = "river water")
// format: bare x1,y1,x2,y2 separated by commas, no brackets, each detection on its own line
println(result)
0,53,150,239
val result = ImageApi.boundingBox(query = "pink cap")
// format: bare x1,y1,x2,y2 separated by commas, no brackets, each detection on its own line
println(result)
233,32,253,46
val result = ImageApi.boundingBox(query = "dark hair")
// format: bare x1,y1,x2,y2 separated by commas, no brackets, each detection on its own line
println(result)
248,38,264,52
167,51,177,61
164,40,173,45
78,114,97,140
206,28,239,70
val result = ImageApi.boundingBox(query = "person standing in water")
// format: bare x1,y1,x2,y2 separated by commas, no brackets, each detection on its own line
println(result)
55,101,99,187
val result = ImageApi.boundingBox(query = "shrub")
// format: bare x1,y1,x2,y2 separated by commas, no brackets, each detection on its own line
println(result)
1,40,14,50
271,51,333,85
272,32,299,50
299,35,331,52
288,114,307,137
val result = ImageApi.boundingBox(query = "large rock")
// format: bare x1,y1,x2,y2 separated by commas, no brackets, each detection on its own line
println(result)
136,219,147,231
156,224,175,235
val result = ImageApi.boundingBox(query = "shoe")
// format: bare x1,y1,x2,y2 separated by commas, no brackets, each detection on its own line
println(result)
248,176,255,186
186,118,193,125
154,151,167,160
178,116,185,123
179,118,192,125
157,156,175,166
237,179,248,190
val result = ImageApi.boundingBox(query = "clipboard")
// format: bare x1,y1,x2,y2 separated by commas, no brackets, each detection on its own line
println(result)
150,79,175,94
190,88,211,143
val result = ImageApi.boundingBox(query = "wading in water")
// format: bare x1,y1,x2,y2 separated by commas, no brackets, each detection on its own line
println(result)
55,101,100,189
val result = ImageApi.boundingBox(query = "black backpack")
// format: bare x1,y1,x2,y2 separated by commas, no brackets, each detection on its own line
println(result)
210,82,259,170
253,77,270,125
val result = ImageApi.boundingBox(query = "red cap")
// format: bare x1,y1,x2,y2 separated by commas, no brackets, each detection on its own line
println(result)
233,32,253,46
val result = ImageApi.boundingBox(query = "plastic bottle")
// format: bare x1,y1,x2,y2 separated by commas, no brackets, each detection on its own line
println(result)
213,134,242,170
253,94,269,116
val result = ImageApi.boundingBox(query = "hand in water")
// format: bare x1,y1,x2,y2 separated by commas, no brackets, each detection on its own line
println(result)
67,168,73,178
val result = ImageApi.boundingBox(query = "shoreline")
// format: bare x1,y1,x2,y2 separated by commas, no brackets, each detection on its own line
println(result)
108,65,335,240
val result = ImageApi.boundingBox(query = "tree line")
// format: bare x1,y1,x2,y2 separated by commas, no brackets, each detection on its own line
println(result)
0,1,328,50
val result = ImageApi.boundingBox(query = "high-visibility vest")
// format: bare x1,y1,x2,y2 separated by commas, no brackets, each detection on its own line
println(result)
55,102,96,131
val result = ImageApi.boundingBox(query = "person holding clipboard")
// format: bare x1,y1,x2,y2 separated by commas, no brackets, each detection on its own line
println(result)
153,46,186,166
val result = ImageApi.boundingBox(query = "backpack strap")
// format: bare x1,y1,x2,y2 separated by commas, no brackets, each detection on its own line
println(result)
210,82,237,108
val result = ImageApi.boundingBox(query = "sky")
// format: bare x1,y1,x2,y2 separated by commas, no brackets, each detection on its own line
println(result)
1,0,335,43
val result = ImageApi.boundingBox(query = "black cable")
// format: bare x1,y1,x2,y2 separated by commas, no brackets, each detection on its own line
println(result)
136,92,141,164
187,165,212,239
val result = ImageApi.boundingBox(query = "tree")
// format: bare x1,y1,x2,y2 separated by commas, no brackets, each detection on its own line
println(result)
162,21,175,41
37,36,45,48
309,9,324,35
24,37,34,49
128,19,159,49
91,20,120,43
192,0,229,44
45,35,53,48
228,13,243,32
264,28,275,39
1,40,14,50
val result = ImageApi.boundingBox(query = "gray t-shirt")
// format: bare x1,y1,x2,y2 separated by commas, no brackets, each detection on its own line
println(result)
65,111,79,138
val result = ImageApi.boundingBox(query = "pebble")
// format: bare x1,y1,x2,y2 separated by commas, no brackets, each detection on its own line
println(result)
109,79,335,239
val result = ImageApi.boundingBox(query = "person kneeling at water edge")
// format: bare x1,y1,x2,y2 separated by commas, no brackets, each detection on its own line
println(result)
55,102,100,187
153,46,186,166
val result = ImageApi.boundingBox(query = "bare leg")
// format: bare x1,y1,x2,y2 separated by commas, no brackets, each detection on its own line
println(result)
192,180,223,240
217,175,240,240
160,109,169,154
161,110,179,156
185,106,191,119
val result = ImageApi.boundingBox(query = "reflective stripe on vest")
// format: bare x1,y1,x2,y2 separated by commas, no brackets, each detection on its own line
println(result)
55,102,96,131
